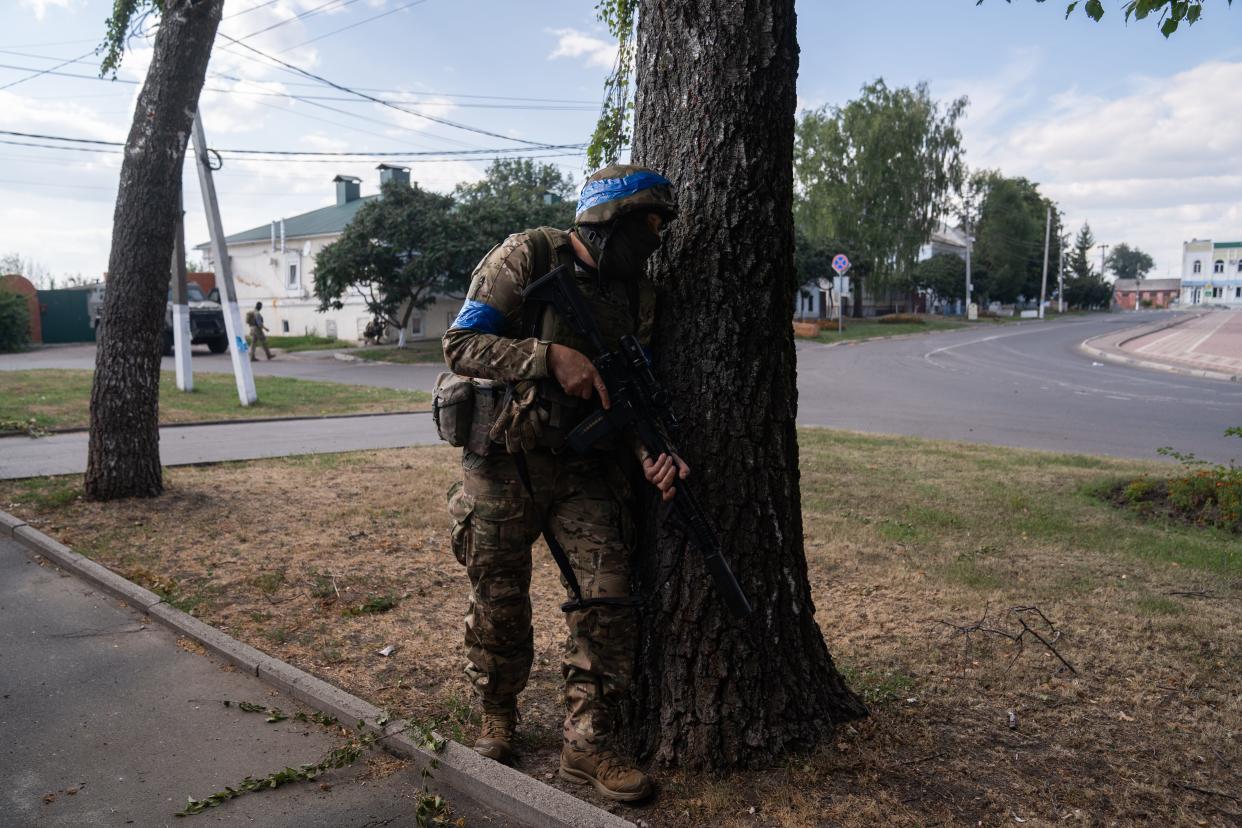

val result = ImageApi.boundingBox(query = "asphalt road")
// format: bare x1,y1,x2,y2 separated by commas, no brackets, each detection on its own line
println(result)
4,312,1240,467
0,536,501,828
796,312,1242,463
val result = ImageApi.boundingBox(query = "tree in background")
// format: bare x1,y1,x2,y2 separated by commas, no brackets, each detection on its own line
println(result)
795,81,967,316
314,179,461,348
0,289,30,352
969,172,1062,304
626,0,866,769
1106,243,1155,281
0,253,52,288
913,253,970,306
451,159,576,276
1063,222,1112,308
86,0,223,500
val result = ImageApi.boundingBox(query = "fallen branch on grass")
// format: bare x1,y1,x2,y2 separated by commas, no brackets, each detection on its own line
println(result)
1172,781,1242,804
934,604,1077,675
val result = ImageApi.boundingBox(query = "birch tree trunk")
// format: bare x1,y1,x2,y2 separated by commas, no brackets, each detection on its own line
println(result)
627,0,867,769
85,0,223,500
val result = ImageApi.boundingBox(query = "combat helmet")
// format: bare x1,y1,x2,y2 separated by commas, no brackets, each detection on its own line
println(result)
575,164,677,226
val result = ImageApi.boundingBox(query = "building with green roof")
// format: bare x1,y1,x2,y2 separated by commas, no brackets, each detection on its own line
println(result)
195,166,464,342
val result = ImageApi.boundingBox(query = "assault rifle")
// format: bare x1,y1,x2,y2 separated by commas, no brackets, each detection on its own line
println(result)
522,265,753,618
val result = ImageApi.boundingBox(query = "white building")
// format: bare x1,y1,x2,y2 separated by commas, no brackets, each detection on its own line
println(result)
1181,239,1242,307
196,165,463,342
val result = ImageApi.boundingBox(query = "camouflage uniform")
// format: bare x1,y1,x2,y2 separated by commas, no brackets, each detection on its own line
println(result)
246,308,273,361
443,228,655,753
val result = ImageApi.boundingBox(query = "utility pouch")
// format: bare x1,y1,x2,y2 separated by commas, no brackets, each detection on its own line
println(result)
432,372,475,447
466,379,507,456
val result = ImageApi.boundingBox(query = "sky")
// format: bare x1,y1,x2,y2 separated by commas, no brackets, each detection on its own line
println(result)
0,0,1239,283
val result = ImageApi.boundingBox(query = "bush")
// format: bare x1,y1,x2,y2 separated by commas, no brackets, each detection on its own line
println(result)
877,313,926,325
0,290,30,352
792,321,819,338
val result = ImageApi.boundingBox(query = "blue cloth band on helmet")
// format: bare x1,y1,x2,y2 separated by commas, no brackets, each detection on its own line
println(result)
452,300,506,335
577,171,672,217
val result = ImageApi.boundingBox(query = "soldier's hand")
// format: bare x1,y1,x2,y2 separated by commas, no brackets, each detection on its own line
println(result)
547,344,610,409
643,452,689,502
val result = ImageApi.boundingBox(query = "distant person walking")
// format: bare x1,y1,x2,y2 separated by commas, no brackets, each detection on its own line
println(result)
245,301,274,361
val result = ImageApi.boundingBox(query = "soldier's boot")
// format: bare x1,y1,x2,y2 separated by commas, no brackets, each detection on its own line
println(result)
472,701,517,765
559,745,653,803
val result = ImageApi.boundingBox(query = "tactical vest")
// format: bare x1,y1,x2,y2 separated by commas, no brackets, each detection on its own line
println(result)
522,227,655,450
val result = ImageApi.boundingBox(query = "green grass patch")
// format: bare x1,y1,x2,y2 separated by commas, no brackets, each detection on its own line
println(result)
838,665,916,706
349,340,445,364
798,428,1241,579
0,369,429,431
264,335,354,352
341,593,399,617
1135,595,1185,617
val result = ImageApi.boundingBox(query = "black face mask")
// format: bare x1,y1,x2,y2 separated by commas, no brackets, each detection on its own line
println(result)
597,213,661,281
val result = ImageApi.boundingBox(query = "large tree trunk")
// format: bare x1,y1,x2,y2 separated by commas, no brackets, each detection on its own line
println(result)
85,0,223,500
628,0,866,769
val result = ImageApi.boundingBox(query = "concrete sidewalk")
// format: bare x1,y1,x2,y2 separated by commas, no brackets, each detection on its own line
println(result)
0,534,503,828
0,412,440,480
1081,311,1241,383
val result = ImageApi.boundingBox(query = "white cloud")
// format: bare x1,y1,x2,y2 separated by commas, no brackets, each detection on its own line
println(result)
967,59,1242,275
19,0,74,20
547,28,617,70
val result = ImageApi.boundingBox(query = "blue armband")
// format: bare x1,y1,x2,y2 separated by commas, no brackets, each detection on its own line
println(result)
451,300,507,335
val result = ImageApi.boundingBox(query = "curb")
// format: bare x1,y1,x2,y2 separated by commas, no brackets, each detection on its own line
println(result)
2,408,432,440
3,510,633,828
1079,314,1240,383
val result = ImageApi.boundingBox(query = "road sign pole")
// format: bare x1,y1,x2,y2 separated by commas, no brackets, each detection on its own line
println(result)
171,188,193,392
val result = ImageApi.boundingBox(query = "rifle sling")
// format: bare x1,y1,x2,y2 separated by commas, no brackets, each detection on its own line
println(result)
511,451,641,614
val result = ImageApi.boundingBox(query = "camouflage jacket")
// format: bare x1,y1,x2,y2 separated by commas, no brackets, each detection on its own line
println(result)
442,228,655,383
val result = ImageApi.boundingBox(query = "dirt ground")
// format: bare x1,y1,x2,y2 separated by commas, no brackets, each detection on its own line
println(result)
3,430,1239,827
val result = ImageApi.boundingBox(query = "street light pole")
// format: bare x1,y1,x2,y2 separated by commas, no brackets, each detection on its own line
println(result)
964,197,973,316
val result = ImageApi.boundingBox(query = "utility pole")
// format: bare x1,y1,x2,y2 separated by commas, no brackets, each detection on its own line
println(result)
170,190,192,391
1038,205,1051,319
1099,243,1110,280
191,111,257,406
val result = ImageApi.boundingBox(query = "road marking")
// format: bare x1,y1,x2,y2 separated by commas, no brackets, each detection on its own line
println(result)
1184,312,1234,355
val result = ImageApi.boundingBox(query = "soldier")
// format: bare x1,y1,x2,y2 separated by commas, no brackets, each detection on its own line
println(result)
245,301,274,361
442,165,687,802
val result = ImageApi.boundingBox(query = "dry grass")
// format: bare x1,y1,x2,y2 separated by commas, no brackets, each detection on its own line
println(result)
3,429,1240,827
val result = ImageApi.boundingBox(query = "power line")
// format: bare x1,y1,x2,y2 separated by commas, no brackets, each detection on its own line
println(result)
237,0,366,41
278,0,428,53
215,33,561,148
0,48,97,92
0,129,583,157
0,138,582,165
223,0,284,21
0,56,597,105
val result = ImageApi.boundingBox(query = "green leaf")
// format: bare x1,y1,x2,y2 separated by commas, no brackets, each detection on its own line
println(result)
1161,15,1180,34
1085,0,1105,20
1065,0,1080,18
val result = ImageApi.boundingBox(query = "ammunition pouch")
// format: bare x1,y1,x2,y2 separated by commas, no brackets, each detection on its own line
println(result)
432,372,507,455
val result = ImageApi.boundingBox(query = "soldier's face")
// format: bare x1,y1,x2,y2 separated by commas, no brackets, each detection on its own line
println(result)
645,212,665,239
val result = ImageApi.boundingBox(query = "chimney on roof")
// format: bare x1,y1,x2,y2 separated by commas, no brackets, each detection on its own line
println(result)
333,175,361,206
377,164,410,190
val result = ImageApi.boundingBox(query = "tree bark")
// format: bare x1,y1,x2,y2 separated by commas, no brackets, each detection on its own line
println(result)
628,0,866,770
85,0,223,500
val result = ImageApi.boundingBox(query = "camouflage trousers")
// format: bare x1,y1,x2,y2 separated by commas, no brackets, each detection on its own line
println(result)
447,449,637,752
